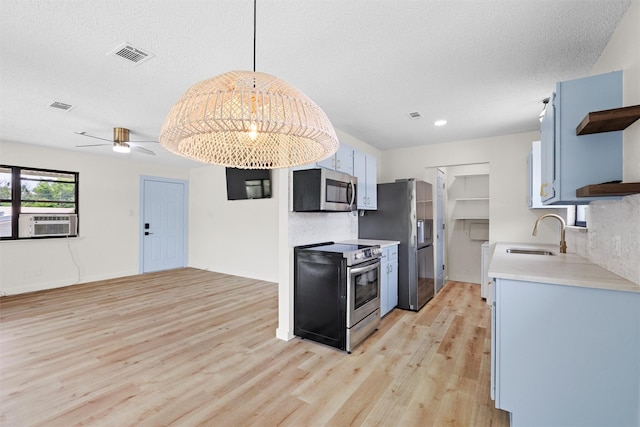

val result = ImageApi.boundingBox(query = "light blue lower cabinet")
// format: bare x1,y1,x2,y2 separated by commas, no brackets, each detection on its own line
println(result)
380,245,399,317
492,278,640,426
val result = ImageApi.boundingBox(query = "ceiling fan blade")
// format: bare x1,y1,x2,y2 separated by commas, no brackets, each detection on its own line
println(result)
74,131,112,142
76,143,111,148
131,146,156,155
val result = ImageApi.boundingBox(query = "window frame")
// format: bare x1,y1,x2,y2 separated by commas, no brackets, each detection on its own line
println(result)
0,164,80,240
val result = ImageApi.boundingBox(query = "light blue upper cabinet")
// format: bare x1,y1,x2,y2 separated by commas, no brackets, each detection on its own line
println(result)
529,141,572,210
540,71,623,205
353,150,377,210
317,143,354,175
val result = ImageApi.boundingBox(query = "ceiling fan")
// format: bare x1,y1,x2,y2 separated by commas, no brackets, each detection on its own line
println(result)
75,127,157,155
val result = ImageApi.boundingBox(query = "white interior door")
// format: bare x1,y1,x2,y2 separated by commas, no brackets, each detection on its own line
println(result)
141,177,187,273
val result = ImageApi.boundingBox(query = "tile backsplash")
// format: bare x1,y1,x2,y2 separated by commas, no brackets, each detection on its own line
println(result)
570,194,640,284
288,211,358,248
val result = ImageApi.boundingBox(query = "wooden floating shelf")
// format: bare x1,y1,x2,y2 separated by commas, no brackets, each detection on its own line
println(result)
576,182,640,197
576,105,640,135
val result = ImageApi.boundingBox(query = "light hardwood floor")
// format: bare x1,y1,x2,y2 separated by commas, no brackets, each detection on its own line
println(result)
0,268,509,426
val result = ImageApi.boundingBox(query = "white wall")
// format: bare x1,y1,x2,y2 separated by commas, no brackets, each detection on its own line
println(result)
379,1,639,284
575,0,640,284
591,0,640,183
1,127,380,303
0,141,189,295
188,128,378,288
446,164,490,284
188,165,279,282
276,130,380,341
380,131,565,247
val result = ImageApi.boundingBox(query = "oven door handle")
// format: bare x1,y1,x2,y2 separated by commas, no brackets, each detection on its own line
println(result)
349,260,379,275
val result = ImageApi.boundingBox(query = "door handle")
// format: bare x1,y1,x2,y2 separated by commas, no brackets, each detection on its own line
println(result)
145,232,154,236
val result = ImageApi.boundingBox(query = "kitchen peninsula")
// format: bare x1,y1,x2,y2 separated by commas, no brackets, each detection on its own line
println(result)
488,243,640,427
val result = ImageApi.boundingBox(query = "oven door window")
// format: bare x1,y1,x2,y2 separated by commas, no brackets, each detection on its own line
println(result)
353,267,379,309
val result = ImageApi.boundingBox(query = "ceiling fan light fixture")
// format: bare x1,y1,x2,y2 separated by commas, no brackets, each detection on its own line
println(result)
113,141,131,153
158,1,338,169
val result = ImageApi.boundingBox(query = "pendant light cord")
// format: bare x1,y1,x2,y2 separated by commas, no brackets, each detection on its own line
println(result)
253,0,257,73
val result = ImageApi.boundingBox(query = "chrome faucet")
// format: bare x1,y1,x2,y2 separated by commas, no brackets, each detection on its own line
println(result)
532,213,567,253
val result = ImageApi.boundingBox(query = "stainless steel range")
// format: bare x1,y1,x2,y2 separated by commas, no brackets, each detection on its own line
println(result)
294,242,382,353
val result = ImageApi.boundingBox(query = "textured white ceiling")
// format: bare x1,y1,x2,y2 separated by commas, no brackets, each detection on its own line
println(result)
0,0,633,167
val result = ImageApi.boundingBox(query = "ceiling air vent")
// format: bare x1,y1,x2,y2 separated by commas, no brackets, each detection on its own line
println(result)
407,112,422,120
47,101,74,111
108,42,154,65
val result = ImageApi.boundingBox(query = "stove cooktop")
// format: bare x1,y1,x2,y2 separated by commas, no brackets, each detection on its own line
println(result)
307,243,372,253
299,242,382,265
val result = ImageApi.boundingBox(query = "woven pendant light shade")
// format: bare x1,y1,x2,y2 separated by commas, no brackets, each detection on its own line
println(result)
159,70,339,169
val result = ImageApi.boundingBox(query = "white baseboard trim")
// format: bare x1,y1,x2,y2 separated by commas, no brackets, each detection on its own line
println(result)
276,327,294,341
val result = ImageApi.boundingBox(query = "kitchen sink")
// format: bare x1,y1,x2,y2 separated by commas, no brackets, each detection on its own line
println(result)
506,248,556,256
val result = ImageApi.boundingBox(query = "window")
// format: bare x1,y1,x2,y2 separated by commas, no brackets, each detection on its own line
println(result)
0,165,79,240
0,167,12,238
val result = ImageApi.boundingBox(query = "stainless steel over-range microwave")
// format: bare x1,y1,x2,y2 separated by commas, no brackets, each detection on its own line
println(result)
292,168,357,212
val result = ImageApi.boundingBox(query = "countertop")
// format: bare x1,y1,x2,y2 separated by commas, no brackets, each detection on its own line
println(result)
338,239,400,249
489,242,640,293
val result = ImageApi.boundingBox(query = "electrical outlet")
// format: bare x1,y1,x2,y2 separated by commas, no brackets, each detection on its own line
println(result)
614,236,622,257
589,231,597,250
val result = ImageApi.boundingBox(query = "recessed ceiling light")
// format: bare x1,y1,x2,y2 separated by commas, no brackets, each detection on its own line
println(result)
434,119,447,126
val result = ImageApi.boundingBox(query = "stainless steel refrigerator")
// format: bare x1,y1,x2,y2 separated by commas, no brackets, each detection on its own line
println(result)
358,179,435,311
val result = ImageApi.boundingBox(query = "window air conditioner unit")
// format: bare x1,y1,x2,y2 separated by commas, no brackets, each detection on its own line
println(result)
18,214,78,238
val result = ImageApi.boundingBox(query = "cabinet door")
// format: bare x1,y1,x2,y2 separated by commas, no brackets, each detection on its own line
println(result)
335,144,354,175
490,289,496,401
554,71,622,203
353,150,367,208
388,256,398,310
540,94,556,203
316,154,336,170
481,242,489,300
494,278,640,426
379,248,389,316
353,150,378,210
541,71,623,205
527,148,533,208
316,144,353,175
365,155,377,209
